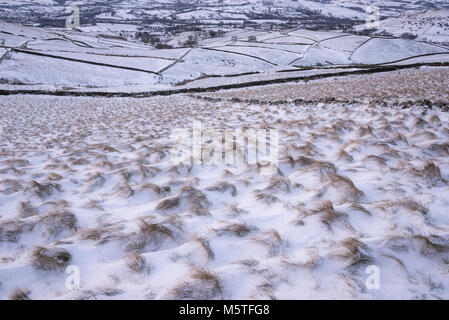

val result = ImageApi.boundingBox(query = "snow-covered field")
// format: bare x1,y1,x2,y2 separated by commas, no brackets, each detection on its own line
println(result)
1,21,448,90
1,67,449,300
355,9,449,46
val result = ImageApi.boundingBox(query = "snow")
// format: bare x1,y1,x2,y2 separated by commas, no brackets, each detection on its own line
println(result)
294,46,352,66
351,38,449,64
0,52,159,87
1,66,449,299
213,46,302,65
2,20,449,89
161,48,273,84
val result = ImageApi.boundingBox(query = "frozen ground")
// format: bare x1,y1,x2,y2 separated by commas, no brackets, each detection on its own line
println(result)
1,21,448,90
1,67,449,299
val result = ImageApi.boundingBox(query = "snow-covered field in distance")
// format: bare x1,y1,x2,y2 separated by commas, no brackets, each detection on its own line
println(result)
1,20,448,90
355,9,449,45
1,2,449,301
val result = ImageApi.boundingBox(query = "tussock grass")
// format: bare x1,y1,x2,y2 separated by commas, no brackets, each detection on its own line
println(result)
156,196,180,210
47,173,63,181
206,181,237,197
214,222,256,238
336,237,372,268
253,230,285,257
126,253,149,273
9,288,31,300
262,177,291,194
426,143,449,156
0,220,25,243
414,235,449,256
169,267,223,300
254,193,279,205
327,173,365,203
180,186,209,209
79,223,124,244
0,179,23,195
18,201,38,218
85,173,105,191
194,236,215,261
31,246,72,271
127,217,181,252
310,200,344,228
26,180,61,200
38,210,78,239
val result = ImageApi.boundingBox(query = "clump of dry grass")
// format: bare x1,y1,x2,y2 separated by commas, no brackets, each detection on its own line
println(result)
157,185,210,211
38,210,78,239
169,267,223,299
112,183,134,198
47,173,63,181
189,204,211,216
237,258,259,268
18,201,38,218
335,237,372,268
0,179,23,195
337,150,353,163
426,143,449,156
306,161,338,180
253,229,285,257
31,246,72,271
282,155,315,169
254,193,279,205
77,287,125,299
362,155,387,167
25,180,61,200
79,223,124,245
83,199,104,211
420,162,447,185
194,236,215,261
140,182,170,196
385,235,449,258
206,181,237,197
262,177,291,194
355,125,374,137
127,217,181,252
413,117,429,129
310,200,344,229
228,204,249,217
9,288,31,300
156,196,180,210
349,203,371,216
398,199,429,215
180,186,209,209
85,173,105,191
0,220,25,243
327,173,365,203
413,235,449,256
126,253,150,273
4,158,30,167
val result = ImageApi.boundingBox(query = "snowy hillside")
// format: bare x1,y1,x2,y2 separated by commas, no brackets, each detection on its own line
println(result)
1,21,448,90
1,66,449,299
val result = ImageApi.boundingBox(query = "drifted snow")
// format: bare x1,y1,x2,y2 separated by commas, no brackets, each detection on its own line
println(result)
0,67,449,299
